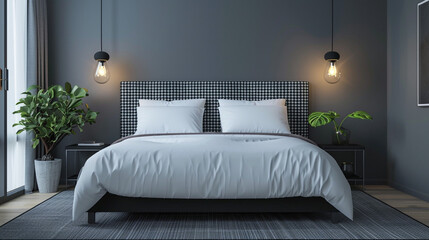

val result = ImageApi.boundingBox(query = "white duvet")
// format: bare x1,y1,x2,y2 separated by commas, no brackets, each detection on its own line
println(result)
73,133,353,221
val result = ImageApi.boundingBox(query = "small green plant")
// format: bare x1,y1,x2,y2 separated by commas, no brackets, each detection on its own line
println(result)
13,82,98,160
308,111,372,144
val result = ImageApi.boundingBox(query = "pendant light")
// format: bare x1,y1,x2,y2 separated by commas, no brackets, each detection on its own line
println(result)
94,0,110,84
324,0,341,84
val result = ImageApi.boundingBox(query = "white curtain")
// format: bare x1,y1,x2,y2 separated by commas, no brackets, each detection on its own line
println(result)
6,0,27,192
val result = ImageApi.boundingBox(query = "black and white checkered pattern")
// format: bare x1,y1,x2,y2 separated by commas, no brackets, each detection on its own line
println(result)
120,81,309,138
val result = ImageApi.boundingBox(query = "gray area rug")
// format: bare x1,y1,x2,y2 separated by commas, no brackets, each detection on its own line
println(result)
0,190,429,239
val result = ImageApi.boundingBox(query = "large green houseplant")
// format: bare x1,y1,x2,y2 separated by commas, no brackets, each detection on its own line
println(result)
308,111,372,145
13,82,98,192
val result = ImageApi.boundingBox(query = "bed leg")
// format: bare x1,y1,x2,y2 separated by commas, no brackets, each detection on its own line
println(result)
88,212,96,224
330,211,341,223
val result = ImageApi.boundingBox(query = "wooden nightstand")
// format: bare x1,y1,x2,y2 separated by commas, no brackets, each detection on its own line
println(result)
65,144,110,189
318,144,365,189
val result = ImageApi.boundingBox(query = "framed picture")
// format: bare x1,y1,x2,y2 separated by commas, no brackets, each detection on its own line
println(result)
418,0,429,106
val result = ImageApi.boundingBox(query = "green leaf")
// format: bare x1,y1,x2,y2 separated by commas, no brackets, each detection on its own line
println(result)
70,85,79,94
73,88,87,98
308,111,338,127
26,85,38,92
88,111,98,119
32,139,40,149
69,99,83,109
347,111,373,120
65,82,72,93
327,111,340,119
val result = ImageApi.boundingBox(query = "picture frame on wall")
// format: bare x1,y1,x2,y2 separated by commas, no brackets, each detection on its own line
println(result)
418,0,429,106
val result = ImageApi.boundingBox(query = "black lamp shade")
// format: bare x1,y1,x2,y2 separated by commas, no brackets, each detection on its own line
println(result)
94,51,110,62
324,51,340,61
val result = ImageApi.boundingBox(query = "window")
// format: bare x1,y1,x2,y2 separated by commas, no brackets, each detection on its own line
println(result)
6,0,27,192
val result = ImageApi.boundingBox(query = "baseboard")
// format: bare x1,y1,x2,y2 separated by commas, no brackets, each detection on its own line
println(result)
390,181,429,202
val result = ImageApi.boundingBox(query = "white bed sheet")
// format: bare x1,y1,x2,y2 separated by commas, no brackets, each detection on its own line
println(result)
73,134,353,221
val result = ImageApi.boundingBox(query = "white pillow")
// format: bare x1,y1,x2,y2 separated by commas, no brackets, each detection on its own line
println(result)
139,99,206,108
218,106,290,134
135,107,204,134
218,99,285,107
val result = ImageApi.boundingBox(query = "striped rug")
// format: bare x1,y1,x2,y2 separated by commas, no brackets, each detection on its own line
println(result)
0,190,428,239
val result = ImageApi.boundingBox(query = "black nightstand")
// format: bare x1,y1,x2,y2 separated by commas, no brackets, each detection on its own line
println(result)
318,144,365,189
65,144,110,189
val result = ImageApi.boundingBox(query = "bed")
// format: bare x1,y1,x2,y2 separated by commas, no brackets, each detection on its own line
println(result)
72,81,353,224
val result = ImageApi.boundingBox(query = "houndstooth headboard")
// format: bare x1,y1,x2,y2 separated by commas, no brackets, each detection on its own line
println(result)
120,81,309,138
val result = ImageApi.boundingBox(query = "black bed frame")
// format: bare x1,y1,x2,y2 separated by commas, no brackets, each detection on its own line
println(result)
87,193,340,224
86,81,342,224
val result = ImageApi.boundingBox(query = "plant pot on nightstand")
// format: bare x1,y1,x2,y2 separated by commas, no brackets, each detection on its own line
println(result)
34,159,61,193
332,127,351,145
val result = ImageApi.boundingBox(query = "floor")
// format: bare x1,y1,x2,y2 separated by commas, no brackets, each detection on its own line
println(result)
0,190,58,226
0,185,428,227
365,185,429,226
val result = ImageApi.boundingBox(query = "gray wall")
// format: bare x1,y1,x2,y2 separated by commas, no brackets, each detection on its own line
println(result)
47,0,387,184
387,0,429,201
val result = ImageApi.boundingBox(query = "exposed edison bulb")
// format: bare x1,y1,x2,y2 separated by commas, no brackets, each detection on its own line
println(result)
324,60,341,84
94,61,110,84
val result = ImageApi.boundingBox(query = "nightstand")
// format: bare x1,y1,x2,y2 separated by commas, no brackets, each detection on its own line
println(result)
318,144,365,189
65,144,110,189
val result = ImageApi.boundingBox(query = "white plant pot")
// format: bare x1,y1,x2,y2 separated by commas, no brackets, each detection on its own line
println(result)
34,158,61,193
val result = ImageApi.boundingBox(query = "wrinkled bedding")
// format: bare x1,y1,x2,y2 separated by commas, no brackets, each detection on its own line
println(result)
73,133,353,221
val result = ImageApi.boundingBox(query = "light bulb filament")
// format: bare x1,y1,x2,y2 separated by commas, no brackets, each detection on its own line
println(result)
97,65,107,77
328,62,337,77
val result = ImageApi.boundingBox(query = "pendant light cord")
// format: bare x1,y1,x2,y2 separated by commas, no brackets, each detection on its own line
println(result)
331,0,334,51
100,0,103,51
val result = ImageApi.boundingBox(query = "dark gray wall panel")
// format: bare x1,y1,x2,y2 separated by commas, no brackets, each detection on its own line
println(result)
47,0,387,184
418,2,429,105
388,0,429,201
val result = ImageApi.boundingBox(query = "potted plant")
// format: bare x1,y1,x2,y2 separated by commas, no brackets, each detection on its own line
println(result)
308,110,372,145
13,83,98,193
